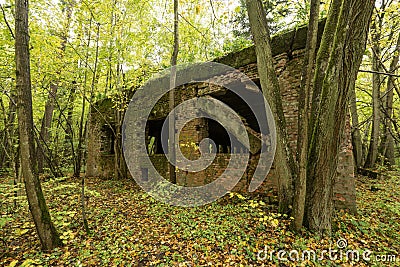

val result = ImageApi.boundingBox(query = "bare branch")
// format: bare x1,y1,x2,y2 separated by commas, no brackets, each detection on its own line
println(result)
0,4,15,39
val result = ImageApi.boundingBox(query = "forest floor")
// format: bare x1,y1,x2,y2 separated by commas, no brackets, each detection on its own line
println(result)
1,171,399,267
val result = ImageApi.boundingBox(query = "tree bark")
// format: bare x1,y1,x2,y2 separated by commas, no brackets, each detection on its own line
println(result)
63,81,76,160
305,0,342,224
364,18,382,169
15,0,62,250
306,0,374,234
245,0,296,214
0,92,17,170
169,0,179,184
292,0,320,232
380,33,400,166
37,1,73,174
37,83,57,173
350,87,363,169
74,18,94,178
309,0,342,127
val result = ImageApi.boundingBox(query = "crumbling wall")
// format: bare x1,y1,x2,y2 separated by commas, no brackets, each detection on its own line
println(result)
87,19,356,212
86,98,116,178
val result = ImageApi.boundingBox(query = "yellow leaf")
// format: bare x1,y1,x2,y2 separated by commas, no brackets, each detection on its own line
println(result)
15,229,29,236
20,259,35,267
271,219,279,228
63,251,70,258
8,260,18,267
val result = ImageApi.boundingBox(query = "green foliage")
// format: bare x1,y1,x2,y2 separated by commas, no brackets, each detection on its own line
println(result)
230,0,331,39
354,0,400,168
0,0,253,177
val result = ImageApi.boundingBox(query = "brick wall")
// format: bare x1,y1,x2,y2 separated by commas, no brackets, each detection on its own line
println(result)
87,19,356,212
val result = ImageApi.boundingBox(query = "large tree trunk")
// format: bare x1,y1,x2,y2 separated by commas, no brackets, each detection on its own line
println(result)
15,0,62,250
292,0,320,232
306,0,374,234
245,0,296,214
305,0,342,226
309,0,342,127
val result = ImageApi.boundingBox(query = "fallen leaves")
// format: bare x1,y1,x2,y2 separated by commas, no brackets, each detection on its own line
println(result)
0,172,399,266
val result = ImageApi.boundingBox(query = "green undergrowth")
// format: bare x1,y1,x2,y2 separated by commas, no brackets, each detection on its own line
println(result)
1,172,399,266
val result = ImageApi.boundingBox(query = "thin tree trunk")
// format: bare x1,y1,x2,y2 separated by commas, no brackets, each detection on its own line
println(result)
37,2,73,174
245,0,296,214
292,0,320,232
74,18,93,178
364,19,382,169
37,83,57,173
114,64,123,179
350,87,363,169
15,0,62,250
380,33,400,166
63,81,76,161
13,144,20,209
79,22,100,233
105,0,117,96
81,174,89,234
114,98,127,179
169,0,179,184
0,93,16,170
113,18,125,180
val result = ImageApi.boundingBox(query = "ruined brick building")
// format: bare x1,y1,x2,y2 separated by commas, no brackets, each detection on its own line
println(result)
86,21,357,212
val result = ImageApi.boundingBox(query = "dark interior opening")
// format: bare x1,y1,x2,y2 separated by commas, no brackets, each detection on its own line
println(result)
207,119,246,154
100,125,115,155
210,89,262,134
146,119,167,155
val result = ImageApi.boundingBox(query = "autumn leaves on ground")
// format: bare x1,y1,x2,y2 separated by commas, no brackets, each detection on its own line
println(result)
1,172,399,266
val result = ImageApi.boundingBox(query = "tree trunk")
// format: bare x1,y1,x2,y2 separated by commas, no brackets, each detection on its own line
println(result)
364,19,382,169
245,0,296,214
113,66,127,180
305,0,342,225
63,81,76,161
15,0,62,250
0,93,17,170
37,83,57,173
306,0,374,234
105,0,117,96
169,0,179,184
292,0,320,232
349,87,363,169
309,0,342,127
380,33,400,166
37,1,73,174
114,102,128,179
74,19,95,178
